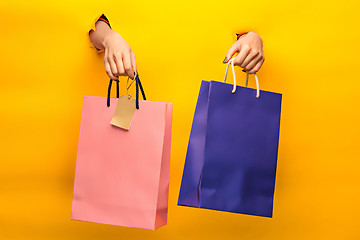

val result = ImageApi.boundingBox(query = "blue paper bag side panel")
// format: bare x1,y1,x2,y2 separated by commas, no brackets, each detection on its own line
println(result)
200,81,282,217
178,81,210,207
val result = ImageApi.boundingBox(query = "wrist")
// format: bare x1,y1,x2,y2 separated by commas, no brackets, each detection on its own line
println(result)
101,29,120,49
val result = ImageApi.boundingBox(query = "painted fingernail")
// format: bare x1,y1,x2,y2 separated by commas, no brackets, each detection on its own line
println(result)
222,57,228,63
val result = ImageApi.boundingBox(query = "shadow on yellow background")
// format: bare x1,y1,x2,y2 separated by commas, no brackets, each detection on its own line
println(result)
1,0,359,239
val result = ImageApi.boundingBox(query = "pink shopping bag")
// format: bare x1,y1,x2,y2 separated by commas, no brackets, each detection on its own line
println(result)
71,78,172,230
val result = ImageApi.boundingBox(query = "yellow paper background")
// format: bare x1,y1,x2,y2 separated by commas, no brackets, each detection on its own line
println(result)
1,0,359,239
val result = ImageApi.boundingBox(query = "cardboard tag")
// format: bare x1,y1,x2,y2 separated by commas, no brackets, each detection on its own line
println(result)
110,95,136,130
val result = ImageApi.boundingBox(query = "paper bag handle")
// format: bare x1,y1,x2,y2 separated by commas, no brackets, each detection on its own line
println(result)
107,79,120,107
106,72,146,109
223,58,260,98
135,72,146,109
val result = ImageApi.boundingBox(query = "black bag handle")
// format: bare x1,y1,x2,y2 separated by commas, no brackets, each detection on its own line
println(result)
135,73,146,109
106,79,119,107
106,72,146,109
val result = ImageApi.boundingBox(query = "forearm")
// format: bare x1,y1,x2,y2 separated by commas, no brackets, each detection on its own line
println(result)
89,21,113,51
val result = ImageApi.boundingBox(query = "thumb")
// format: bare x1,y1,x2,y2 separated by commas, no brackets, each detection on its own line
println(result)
223,43,239,63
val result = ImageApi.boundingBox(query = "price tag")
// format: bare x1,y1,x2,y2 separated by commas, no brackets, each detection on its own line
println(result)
110,95,136,130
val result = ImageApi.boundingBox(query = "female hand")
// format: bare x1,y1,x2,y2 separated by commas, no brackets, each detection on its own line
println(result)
103,30,136,80
223,31,264,74
89,21,136,80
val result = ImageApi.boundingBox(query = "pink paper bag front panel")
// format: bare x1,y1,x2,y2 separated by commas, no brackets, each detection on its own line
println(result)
71,96,172,230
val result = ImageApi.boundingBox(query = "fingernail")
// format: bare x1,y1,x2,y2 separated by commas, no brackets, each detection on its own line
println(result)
242,69,246,72
222,57,228,63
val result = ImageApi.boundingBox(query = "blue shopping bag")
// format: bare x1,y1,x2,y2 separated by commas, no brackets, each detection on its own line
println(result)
178,59,282,217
